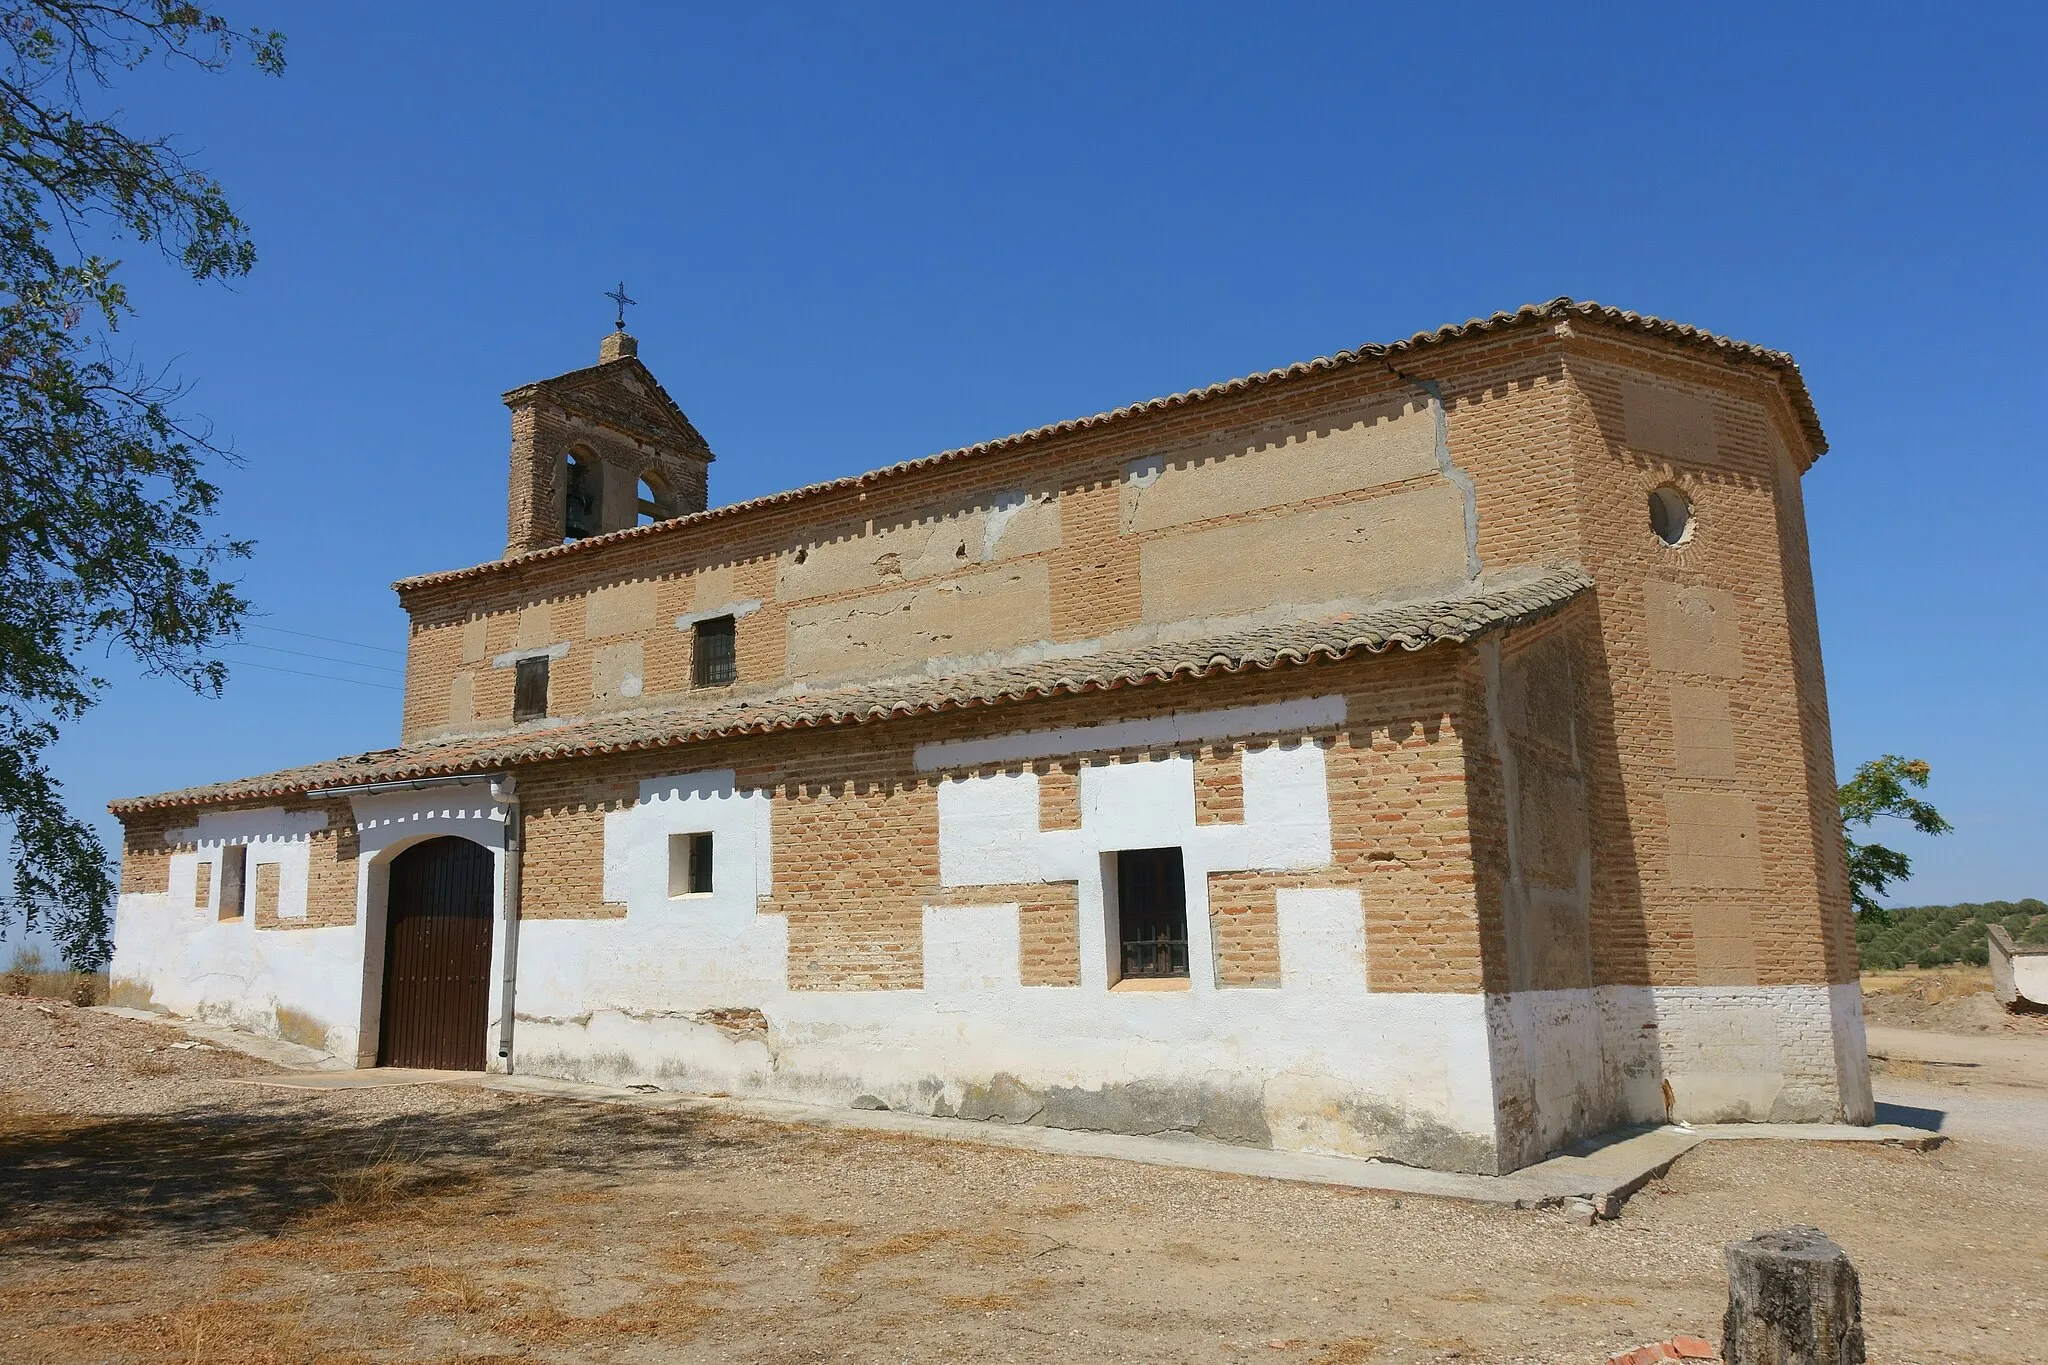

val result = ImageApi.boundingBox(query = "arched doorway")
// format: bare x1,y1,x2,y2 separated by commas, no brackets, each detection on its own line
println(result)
378,837,494,1070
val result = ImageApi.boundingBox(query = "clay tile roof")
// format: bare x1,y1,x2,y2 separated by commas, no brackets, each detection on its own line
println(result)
394,298,1822,595
110,565,1591,815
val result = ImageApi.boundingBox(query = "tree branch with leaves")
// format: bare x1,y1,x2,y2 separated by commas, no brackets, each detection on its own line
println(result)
0,1,281,967
1839,755,1952,922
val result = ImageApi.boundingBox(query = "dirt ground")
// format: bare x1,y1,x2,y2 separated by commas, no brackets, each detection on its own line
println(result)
1861,966,2048,1035
2,995,2044,1365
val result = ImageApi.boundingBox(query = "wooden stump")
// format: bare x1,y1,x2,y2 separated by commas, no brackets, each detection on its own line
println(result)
1722,1226,1865,1365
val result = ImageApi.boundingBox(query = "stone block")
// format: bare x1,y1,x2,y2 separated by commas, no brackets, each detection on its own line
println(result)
1722,1226,1863,1365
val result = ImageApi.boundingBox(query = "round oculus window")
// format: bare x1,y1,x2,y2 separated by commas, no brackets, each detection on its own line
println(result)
1648,486,1693,547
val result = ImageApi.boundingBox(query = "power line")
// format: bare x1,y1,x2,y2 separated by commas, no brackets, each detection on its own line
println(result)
222,658,402,691
231,641,403,673
245,622,405,656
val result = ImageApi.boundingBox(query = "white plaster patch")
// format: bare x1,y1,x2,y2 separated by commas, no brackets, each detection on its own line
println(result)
491,640,571,668
914,695,1346,772
922,904,1021,994
163,807,327,923
936,772,1042,887
935,729,1338,1002
600,769,773,913
1276,889,1366,992
675,599,763,631
980,490,1053,562
1078,754,1196,854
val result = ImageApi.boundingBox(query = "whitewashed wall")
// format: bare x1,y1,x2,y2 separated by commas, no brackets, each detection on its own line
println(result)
110,783,507,1066
110,707,1873,1174
110,806,358,1053
509,696,1505,1172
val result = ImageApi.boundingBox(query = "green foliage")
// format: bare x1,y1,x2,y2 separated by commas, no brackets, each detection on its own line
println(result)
1853,899,2045,972
0,3,282,969
1839,755,1952,920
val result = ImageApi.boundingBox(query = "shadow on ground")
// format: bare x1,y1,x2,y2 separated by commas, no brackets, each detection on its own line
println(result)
0,1095,735,1258
1873,1099,1947,1129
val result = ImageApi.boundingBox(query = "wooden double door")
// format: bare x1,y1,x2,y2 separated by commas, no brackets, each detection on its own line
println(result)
378,836,494,1071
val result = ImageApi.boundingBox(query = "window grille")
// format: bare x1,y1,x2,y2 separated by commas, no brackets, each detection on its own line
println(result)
1114,846,1189,980
694,615,737,687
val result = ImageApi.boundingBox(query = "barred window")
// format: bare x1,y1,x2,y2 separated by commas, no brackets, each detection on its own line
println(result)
1114,847,1188,980
693,615,737,687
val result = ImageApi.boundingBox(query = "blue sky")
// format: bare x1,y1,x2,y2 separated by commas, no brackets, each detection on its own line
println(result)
14,0,2045,955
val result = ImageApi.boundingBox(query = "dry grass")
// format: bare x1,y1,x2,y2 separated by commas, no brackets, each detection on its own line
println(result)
1312,1339,1385,1364
0,1216,129,1250
403,1264,515,1319
58,1294,374,1365
271,1007,328,1052
2,949,103,1006
299,1141,454,1229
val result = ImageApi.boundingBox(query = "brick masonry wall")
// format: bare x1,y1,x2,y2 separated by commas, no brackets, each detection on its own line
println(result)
135,318,1846,1006
930,881,1081,987
1206,870,1280,986
1550,331,1843,990
396,357,1468,744
488,646,1481,993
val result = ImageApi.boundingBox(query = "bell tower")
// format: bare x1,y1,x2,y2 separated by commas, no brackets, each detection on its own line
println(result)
500,329,716,558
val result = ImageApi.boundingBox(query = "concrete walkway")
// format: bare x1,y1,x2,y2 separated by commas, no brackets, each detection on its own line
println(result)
96,1005,1945,1210
474,1071,1940,1212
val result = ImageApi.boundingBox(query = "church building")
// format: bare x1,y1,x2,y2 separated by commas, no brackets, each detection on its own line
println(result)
107,300,1874,1175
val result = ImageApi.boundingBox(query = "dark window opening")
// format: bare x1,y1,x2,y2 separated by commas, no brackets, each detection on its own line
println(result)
693,615,737,687
219,844,248,922
636,470,674,526
669,832,714,896
513,656,551,721
565,452,600,540
1115,846,1188,980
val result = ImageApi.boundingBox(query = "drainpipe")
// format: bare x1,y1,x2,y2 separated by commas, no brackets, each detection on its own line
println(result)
490,772,523,1072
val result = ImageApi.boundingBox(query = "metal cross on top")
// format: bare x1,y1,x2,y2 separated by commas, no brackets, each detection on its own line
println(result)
604,281,637,332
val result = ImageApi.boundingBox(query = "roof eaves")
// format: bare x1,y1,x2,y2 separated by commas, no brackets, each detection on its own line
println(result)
394,299,1820,597
118,566,1591,815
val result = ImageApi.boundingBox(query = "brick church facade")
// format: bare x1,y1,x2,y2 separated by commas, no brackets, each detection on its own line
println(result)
107,300,1873,1175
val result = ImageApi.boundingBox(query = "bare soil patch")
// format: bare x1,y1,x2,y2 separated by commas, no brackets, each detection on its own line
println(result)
1861,966,2048,1035
2,997,2043,1364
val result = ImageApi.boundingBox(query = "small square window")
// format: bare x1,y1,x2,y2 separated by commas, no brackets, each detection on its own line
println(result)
693,616,736,688
668,832,714,897
513,656,551,721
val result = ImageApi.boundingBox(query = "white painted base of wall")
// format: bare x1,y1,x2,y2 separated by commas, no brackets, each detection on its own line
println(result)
111,891,367,1059
511,984,1506,1172
1483,980,1875,1165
